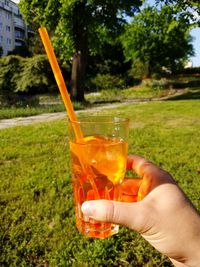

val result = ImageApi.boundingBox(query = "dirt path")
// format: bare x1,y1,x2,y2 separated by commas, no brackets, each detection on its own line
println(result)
0,102,133,129
0,90,186,130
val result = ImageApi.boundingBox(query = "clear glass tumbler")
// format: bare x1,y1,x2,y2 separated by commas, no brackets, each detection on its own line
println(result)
68,116,129,239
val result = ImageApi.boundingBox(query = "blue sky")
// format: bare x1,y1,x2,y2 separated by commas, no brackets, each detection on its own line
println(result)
189,28,200,67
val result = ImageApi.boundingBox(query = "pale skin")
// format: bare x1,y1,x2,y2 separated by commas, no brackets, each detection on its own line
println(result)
81,155,200,267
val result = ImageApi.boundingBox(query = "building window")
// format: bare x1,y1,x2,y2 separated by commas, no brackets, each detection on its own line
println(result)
15,30,25,39
15,40,23,47
0,36,3,43
6,38,11,45
6,25,11,32
5,13,11,20
5,0,9,6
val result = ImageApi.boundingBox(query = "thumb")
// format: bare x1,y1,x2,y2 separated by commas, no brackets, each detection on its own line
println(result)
81,200,146,232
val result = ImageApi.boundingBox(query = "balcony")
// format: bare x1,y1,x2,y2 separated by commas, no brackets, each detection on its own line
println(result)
15,33,25,39
15,39,25,47
0,2,12,12
14,28,26,43
14,18,26,31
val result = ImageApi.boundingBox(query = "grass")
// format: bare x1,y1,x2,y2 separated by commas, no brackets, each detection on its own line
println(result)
85,85,175,103
85,75,200,103
0,99,200,266
1,74,199,120
0,101,86,120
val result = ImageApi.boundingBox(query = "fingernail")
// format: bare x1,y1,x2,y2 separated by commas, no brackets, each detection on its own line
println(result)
81,202,94,216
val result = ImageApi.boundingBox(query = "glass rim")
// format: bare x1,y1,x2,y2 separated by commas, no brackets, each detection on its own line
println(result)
69,115,130,125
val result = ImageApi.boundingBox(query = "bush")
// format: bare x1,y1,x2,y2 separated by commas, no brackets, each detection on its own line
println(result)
141,78,170,90
129,61,150,80
0,55,70,104
16,55,55,94
174,67,200,75
0,55,24,101
90,74,126,91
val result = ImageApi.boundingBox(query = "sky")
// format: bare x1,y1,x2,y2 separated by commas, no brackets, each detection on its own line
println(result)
13,0,200,66
188,28,200,67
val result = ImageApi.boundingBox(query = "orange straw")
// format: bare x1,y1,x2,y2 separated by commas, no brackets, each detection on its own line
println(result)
38,26,100,200
38,26,83,141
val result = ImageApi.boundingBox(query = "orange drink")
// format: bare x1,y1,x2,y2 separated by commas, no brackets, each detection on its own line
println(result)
68,116,129,239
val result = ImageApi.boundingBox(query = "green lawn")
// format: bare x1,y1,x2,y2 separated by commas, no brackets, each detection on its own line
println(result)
0,100,200,266
0,102,86,120
1,74,199,120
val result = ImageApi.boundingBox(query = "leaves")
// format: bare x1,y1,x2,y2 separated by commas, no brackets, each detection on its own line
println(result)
120,5,194,77
0,55,70,96
156,0,200,26
19,0,143,61
15,55,52,93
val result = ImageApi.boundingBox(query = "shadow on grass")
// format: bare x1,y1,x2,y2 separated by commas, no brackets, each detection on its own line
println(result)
171,80,200,89
166,88,200,101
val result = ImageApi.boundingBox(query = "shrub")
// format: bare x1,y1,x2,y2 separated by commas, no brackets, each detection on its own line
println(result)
141,78,170,90
174,67,200,75
0,55,70,104
129,60,150,80
90,74,126,91
16,55,55,94
0,55,24,100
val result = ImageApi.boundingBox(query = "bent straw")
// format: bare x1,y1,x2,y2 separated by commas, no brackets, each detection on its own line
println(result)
38,26,100,199
38,26,83,141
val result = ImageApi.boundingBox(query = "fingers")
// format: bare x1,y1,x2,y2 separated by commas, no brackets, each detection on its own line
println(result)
127,155,158,176
121,178,143,202
127,155,176,199
127,155,174,184
81,200,146,232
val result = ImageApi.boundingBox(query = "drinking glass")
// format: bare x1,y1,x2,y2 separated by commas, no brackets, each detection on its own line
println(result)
68,116,129,239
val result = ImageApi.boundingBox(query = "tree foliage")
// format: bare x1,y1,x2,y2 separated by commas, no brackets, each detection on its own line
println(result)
19,0,143,101
120,5,194,78
90,73,125,91
20,0,142,59
15,55,55,94
0,56,23,97
156,0,200,26
0,55,70,102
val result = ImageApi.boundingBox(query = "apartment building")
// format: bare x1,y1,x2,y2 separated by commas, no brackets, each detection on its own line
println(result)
0,0,30,56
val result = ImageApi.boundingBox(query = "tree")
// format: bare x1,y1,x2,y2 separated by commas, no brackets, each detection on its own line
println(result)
0,55,69,104
120,5,194,78
19,0,142,101
0,56,24,103
156,0,200,27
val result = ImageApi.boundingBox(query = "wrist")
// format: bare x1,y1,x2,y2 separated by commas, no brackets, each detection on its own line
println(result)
171,222,200,267
170,205,200,267
171,257,200,267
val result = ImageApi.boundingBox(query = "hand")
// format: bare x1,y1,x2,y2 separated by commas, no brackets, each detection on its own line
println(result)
82,155,200,267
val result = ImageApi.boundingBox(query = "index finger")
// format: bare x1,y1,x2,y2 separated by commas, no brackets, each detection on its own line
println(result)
127,155,174,183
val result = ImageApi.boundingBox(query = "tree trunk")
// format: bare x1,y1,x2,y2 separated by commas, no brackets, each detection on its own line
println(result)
70,50,86,102
70,2,88,102
146,61,152,78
